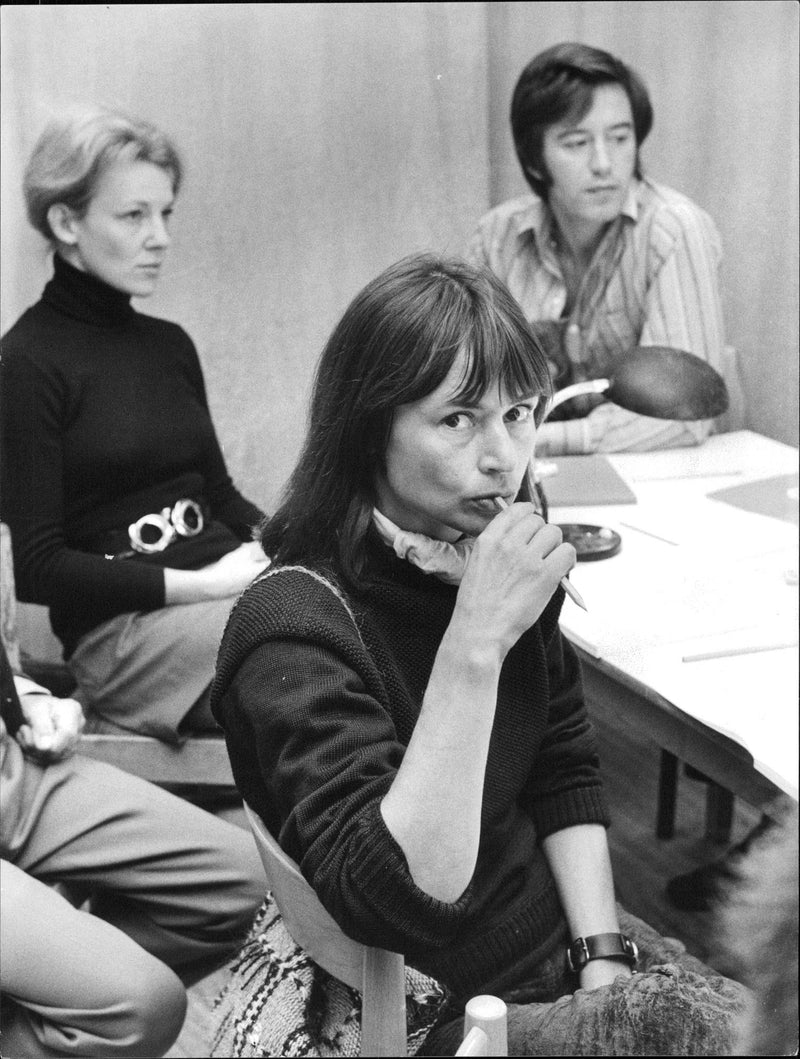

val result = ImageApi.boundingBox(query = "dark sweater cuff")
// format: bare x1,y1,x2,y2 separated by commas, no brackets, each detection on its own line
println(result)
340,801,474,950
529,784,609,839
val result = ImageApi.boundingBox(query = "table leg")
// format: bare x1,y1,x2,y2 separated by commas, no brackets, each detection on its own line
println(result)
657,750,679,839
704,783,735,844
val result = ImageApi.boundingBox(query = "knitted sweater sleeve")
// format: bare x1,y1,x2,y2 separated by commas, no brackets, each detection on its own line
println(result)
518,613,608,837
213,572,473,954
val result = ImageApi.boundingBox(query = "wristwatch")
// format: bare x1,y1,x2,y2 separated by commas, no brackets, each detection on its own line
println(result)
566,933,638,973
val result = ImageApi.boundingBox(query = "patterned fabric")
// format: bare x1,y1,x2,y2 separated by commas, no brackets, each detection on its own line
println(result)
210,895,447,1058
467,178,725,455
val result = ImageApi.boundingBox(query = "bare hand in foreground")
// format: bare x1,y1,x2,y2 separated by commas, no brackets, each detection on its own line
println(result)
453,502,576,658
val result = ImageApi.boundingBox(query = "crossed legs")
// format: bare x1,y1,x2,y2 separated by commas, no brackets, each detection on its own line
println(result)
1,749,263,1056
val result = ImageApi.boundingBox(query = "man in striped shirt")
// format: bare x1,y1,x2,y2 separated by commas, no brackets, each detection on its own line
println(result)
468,42,726,456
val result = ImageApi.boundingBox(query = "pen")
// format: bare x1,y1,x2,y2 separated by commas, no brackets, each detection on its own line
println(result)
493,496,588,611
682,642,797,663
631,470,743,482
618,522,679,546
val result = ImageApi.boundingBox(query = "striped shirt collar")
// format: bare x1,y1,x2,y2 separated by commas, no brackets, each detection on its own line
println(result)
518,179,642,254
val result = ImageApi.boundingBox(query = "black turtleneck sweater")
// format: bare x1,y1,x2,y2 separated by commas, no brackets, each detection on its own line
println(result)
0,254,264,657
211,542,608,1003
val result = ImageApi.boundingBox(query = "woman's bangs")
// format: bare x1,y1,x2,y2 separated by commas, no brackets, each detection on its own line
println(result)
450,303,552,414
363,262,551,416
389,285,471,406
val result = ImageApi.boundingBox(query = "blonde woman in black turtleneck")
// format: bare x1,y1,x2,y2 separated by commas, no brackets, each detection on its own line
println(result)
1,109,268,741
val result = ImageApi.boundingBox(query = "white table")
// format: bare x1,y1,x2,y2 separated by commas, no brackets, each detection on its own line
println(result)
549,431,799,806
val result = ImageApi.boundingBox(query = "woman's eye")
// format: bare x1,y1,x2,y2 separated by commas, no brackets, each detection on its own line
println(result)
442,412,471,429
121,210,144,221
563,137,588,150
506,405,535,424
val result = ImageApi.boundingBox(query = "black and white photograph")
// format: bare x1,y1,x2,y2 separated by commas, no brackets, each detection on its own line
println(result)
1,3,797,1056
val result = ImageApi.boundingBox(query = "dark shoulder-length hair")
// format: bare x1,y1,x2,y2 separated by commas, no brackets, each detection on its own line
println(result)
511,42,653,200
260,253,552,586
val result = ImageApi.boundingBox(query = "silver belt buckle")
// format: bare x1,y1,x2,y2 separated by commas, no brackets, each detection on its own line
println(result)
128,499,204,554
171,498,204,538
128,507,175,554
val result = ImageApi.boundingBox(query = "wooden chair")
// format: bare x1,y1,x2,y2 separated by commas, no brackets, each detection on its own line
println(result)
77,730,233,786
243,802,508,1057
0,522,233,789
0,523,23,674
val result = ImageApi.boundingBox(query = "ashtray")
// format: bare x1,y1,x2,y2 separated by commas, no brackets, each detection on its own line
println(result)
557,523,622,562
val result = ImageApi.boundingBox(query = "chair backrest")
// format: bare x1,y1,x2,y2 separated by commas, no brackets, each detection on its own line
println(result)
243,802,407,1057
0,523,22,672
78,731,234,785
1,521,69,675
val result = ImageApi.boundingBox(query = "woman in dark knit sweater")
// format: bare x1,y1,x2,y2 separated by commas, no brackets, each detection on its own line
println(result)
211,256,743,1055
1,110,268,741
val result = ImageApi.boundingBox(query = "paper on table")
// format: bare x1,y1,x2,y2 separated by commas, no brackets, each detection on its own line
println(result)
708,473,799,525
626,642,798,799
561,622,799,797
556,434,800,797
562,545,798,657
615,491,797,556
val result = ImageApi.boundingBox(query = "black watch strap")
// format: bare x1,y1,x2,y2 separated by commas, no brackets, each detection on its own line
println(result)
566,932,638,972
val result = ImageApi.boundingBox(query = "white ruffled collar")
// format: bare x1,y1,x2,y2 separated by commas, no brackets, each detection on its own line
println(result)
371,508,474,586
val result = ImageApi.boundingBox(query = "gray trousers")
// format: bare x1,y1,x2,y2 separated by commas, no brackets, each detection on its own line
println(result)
0,739,264,1057
69,598,235,744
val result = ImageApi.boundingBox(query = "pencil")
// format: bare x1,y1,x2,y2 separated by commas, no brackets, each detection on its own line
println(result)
493,497,588,611
682,642,797,663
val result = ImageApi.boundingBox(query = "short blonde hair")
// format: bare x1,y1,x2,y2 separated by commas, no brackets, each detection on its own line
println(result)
23,108,183,242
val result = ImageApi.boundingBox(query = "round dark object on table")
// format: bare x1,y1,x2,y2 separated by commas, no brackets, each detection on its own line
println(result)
608,346,729,420
558,523,622,562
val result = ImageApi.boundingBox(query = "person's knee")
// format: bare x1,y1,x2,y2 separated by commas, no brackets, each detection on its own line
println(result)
0,965,186,1059
112,963,187,1057
195,829,264,940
